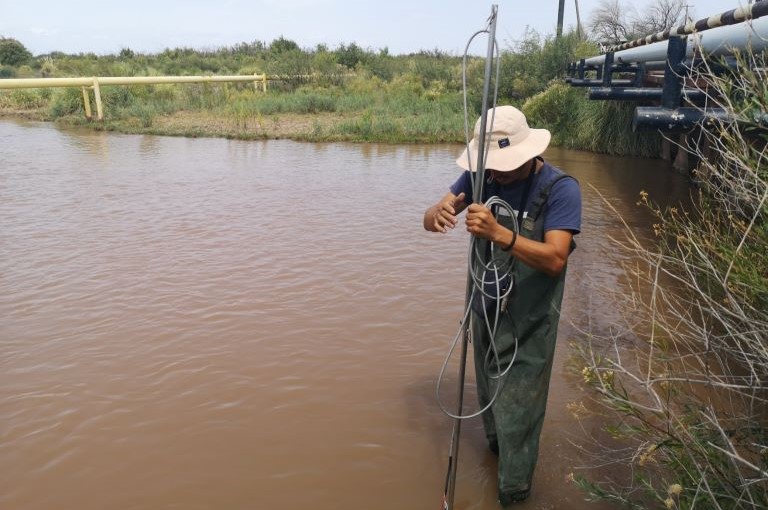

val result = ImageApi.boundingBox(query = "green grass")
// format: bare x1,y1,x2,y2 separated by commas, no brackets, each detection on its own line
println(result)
523,80,660,157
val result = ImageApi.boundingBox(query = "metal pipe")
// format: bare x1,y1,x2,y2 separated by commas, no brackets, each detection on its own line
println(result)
633,106,731,130
446,7,497,510
474,7,498,203
588,87,706,100
607,0,768,52
0,74,267,90
569,79,634,87
583,16,768,67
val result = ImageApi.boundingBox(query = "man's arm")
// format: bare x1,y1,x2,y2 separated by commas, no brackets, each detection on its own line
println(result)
464,203,572,277
423,192,468,233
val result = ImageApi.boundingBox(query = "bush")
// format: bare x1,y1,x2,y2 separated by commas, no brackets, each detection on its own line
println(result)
0,37,32,66
8,89,47,109
523,80,660,157
522,81,582,144
102,86,136,115
49,87,84,117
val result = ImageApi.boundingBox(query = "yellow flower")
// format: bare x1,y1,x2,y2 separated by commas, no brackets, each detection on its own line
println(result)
668,484,682,496
582,366,596,384
665,497,675,508
638,444,658,466
566,472,575,482
601,369,615,389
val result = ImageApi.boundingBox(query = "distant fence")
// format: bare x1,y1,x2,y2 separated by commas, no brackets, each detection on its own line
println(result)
0,74,268,121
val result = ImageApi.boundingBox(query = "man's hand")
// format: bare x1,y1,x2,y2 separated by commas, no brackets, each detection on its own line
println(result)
465,203,504,242
424,192,466,233
466,203,573,276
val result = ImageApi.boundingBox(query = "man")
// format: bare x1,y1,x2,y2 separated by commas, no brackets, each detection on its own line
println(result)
423,105,581,505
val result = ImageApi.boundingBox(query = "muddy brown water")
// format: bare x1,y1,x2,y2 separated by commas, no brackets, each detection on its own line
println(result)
0,120,691,510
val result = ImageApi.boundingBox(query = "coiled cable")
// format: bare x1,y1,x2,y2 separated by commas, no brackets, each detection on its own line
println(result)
435,22,520,420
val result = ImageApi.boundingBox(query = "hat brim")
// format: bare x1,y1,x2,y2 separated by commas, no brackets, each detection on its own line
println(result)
456,128,551,172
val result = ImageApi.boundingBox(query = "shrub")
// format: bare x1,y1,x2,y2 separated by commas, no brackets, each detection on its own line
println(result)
8,89,47,109
523,80,660,157
522,81,582,145
49,87,84,117
0,37,32,66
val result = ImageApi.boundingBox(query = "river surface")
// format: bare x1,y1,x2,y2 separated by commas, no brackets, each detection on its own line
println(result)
0,120,691,510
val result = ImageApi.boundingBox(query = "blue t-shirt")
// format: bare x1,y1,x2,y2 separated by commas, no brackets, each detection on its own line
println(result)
449,160,581,235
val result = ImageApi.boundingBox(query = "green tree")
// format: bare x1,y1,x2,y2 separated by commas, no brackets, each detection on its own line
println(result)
335,43,365,69
0,37,32,66
269,36,300,54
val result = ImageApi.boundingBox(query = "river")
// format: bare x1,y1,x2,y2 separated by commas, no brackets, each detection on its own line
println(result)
0,119,690,509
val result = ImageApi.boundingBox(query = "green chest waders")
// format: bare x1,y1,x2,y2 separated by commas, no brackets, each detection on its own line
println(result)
470,172,574,501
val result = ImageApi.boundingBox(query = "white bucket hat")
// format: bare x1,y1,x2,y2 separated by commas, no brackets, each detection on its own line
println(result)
456,105,551,172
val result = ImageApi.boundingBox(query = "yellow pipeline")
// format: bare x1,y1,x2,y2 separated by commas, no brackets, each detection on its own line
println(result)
0,74,267,89
0,74,268,121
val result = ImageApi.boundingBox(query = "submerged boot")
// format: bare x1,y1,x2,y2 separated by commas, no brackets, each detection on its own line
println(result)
498,486,530,506
488,436,499,456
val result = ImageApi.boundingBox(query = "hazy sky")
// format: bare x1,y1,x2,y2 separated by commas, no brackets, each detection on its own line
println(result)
0,0,747,56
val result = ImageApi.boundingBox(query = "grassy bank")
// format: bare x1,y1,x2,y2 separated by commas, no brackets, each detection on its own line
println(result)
0,31,655,153
0,76,655,153
0,76,475,143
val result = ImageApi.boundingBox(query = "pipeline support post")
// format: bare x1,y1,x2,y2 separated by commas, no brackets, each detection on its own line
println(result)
253,73,267,92
633,63,646,87
661,36,688,166
602,52,614,86
661,36,687,110
92,77,103,121
81,86,92,121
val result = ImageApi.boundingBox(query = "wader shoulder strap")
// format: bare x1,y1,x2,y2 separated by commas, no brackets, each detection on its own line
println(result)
523,172,578,252
526,173,577,224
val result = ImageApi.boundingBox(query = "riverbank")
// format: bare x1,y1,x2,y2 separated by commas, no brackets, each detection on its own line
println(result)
0,104,470,144
0,79,661,156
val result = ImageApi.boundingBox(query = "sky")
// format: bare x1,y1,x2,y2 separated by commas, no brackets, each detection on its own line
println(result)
0,0,748,56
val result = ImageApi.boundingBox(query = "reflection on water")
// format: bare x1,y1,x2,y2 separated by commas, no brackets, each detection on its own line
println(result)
0,120,690,510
